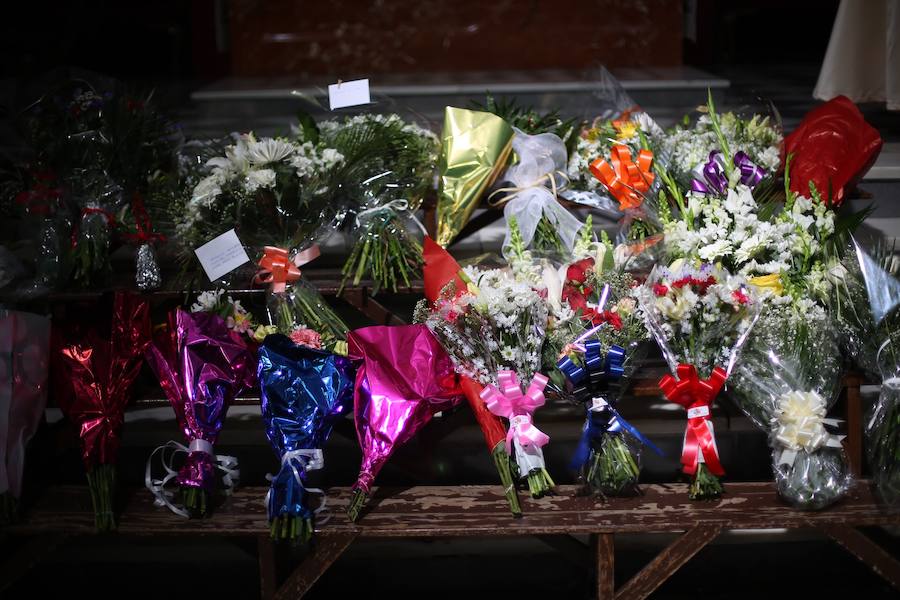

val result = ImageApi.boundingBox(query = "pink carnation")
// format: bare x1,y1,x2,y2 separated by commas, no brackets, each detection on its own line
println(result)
290,328,322,349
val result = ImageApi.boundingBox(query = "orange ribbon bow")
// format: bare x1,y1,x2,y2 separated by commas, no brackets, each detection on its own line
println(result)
589,145,654,210
658,364,727,477
253,245,320,293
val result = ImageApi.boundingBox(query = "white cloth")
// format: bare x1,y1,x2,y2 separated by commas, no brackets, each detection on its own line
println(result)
814,0,900,110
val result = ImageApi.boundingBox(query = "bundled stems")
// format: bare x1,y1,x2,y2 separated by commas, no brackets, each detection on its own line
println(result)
532,215,565,254
688,463,723,500
181,486,209,518
341,212,423,294
526,468,555,498
86,464,117,532
491,442,522,517
587,434,641,496
270,515,314,544
346,488,367,522
870,391,900,506
289,284,348,347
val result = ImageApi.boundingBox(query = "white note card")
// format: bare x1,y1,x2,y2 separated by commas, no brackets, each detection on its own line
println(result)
194,229,251,282
328,78,370,110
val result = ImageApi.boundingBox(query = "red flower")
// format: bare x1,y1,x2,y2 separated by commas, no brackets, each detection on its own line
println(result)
566,258,595,285
732,289,751,305
563,288,589,311
652,283,669,297
582,308,623,330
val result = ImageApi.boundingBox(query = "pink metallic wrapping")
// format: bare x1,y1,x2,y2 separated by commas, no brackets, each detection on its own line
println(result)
52,292,151,469
348,325,463,494
144,308,254,490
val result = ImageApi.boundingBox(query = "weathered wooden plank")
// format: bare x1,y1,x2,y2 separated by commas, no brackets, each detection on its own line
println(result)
823,525,900,590
6,482,900,537
595,533,615,600
258,535,278,600
615,524,721,600
273,533,357,600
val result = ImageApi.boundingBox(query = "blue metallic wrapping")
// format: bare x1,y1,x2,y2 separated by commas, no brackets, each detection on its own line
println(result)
258,334,355,524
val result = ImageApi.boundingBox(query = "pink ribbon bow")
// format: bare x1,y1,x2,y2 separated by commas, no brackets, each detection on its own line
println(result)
480,370,550,454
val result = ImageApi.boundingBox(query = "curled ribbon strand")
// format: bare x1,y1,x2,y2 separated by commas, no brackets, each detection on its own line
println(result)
590,145,654,210
253,245,320,293
480,370,550,455
658,364,727,476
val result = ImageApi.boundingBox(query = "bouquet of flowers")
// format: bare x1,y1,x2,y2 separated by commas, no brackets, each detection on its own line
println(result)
18,79,180,288
0,310,50,523
547,247,659,496
326,114,439,293
416,243,556,501
831,240,900,507
655,93,782,190
258,333,354,542
144,294,255,518
179,131,348,348
51,292,151,530
730,303,851,509
346,325,463,521
636,263,759,499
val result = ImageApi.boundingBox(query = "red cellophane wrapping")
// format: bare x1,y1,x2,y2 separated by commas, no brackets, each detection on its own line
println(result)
51,291,151,530
784,95,883,206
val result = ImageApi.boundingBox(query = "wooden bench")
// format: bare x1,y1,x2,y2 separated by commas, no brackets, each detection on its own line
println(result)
4,482,899,599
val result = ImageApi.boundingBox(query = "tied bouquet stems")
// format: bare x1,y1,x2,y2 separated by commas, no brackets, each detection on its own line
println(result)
342,207,423,293
51,292,151,531
636,262,759,500
832,241,900,507
259,334,355,543
346,325,463,522
417,248,556,499
730,303,851,509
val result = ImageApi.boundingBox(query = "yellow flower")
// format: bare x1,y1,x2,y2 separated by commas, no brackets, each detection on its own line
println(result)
614,120,638,140
252,324,277,342
332,340,349,356
749,273,783,296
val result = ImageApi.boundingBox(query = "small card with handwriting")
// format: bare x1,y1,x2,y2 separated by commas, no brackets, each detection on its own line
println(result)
328,78,370,110
195,229,251,282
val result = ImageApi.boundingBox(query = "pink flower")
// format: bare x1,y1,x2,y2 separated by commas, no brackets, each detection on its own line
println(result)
290,328,322,349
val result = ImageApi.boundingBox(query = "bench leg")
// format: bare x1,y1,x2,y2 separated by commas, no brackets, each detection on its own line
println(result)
823,525,900,590
615,524,722,600
273,533,357,600
258,535,278,600
595,533,615,600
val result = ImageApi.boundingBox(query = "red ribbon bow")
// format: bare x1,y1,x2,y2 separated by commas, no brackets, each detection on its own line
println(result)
658,364,727,476
121,192,166,246
589,145,654,210
253,245,320,293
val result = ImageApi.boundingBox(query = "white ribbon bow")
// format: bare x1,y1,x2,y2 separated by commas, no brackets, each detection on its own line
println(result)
493,128,584,257
263,448,330,525
144,439,240,518
772,390,844,466
355,198,427,235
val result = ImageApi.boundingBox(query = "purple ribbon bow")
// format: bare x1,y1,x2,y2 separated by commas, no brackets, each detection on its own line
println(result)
480,370,550,454
691,150,766,195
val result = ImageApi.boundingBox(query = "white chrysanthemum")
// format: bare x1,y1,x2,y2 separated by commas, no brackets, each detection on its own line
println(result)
247,138,295,165
244,168,276,193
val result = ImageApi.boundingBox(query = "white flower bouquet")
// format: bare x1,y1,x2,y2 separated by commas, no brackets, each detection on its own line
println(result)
635,262,759,499
729,303,851,509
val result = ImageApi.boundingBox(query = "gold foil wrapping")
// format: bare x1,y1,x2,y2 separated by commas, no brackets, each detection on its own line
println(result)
435,107,514,246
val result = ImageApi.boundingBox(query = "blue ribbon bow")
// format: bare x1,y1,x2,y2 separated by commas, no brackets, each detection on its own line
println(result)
557,342,663,470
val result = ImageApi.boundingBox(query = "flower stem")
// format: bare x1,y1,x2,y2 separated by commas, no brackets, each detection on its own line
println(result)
688,463,724,500
347,488,368,522
491,443,522,517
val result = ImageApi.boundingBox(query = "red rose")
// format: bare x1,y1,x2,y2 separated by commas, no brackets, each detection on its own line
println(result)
565,257,595,285
652,283,669,297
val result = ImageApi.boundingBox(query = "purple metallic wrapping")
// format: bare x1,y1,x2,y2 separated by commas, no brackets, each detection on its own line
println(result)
348,325,463,494
145,308,254,491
